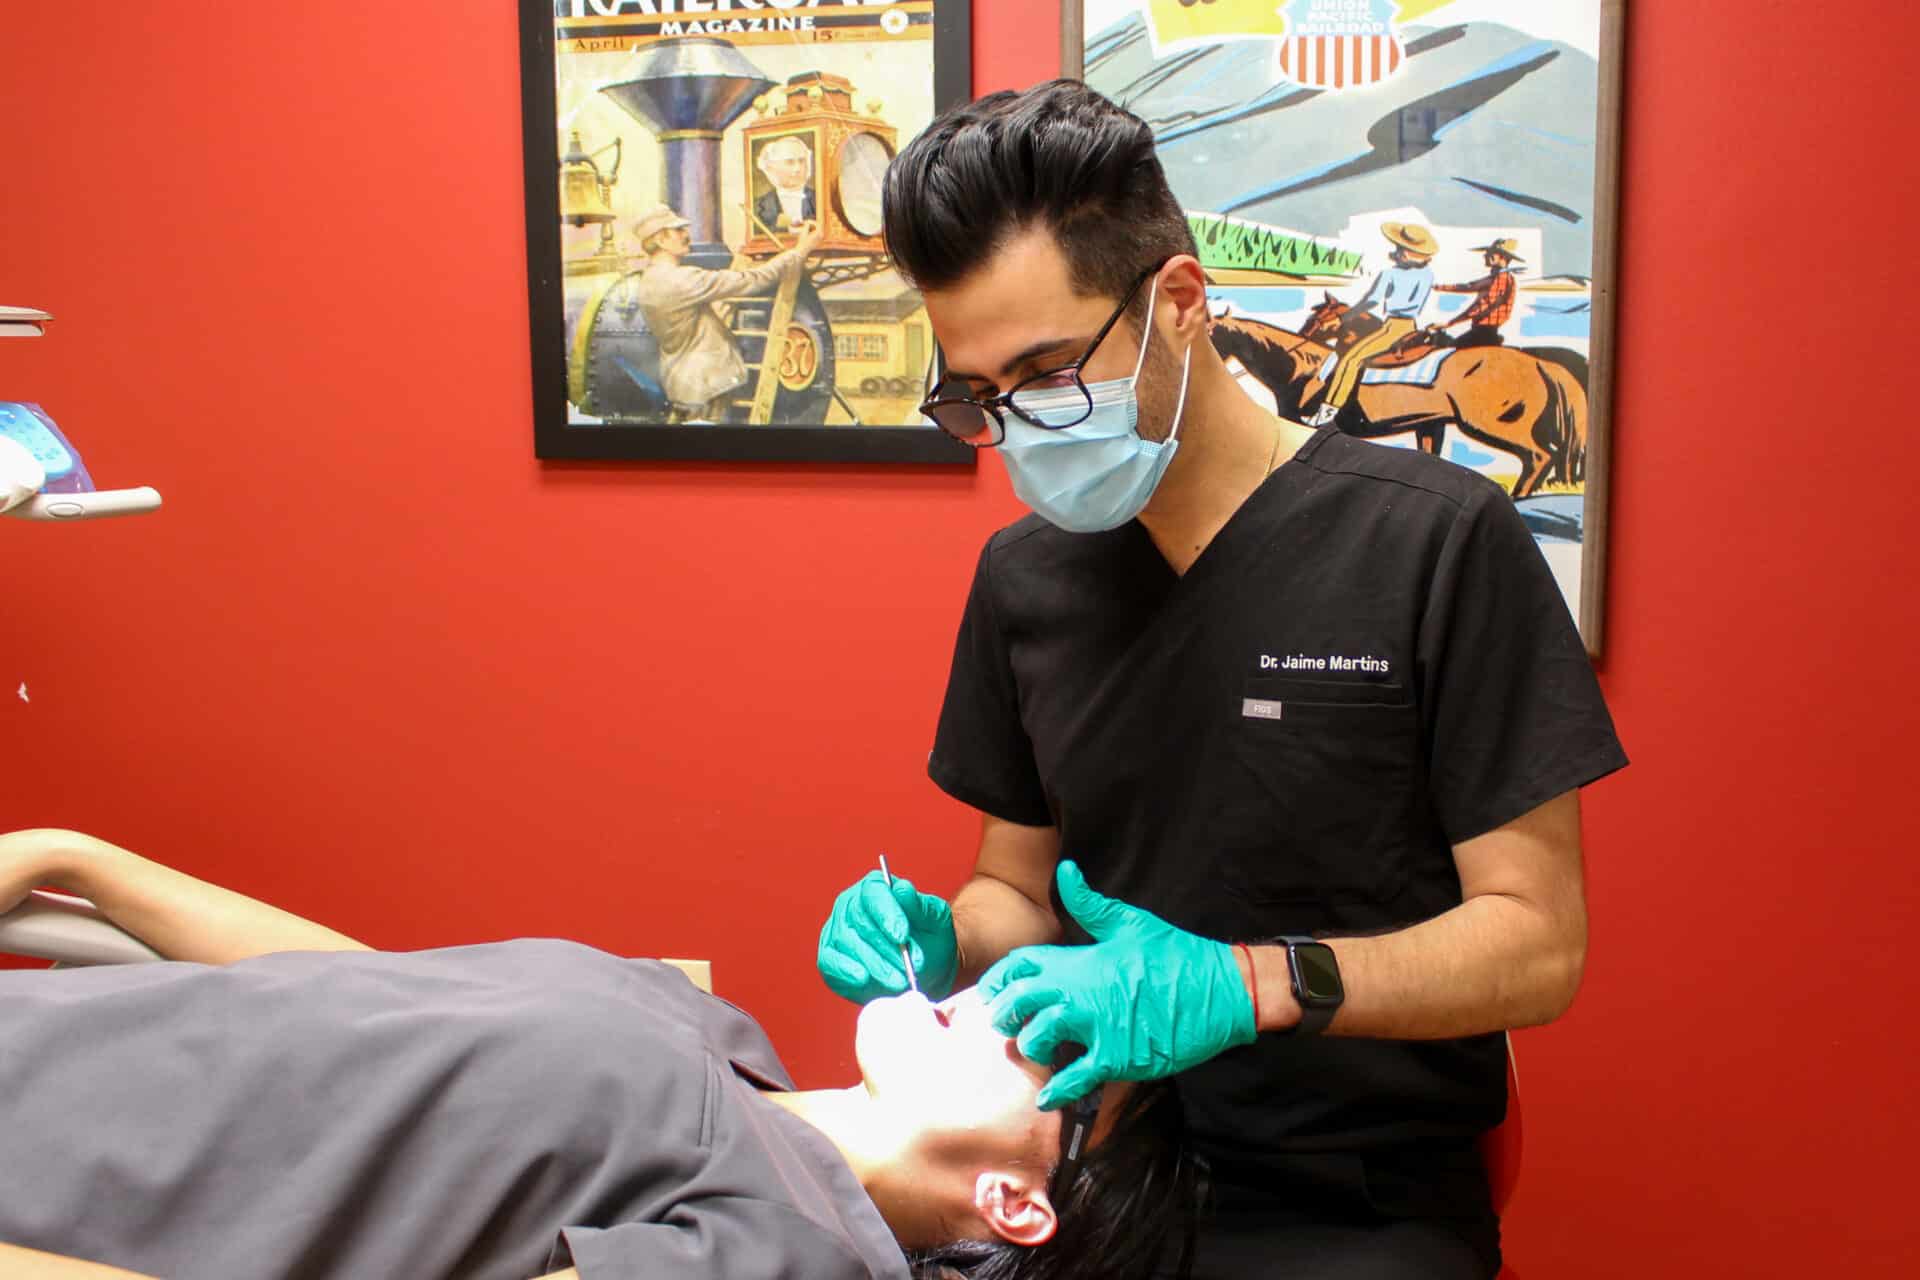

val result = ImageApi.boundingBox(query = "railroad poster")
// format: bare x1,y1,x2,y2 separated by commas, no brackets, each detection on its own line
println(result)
1075,0,1623,649
524,0,973,463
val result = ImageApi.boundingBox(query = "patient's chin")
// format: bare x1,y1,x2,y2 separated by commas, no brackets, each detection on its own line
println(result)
853,992,940,1091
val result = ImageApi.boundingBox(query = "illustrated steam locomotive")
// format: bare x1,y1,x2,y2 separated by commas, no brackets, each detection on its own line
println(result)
558,38,929,426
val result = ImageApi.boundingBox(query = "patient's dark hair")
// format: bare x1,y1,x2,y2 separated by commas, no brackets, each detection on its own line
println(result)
881,79,1198,313
907,1082,1208,1280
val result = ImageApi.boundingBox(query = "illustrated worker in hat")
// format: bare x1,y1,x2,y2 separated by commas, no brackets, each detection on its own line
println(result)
1432,238,1525,349
1306,221,1438,426
627,203,822,422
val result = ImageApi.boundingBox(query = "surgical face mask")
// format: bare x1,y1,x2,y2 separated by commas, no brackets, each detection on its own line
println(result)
996,277,1193,534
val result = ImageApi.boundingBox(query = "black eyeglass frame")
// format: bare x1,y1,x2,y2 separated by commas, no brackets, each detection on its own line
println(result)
917,262,1165,448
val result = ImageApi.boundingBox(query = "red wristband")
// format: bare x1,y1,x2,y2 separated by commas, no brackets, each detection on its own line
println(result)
1236,942,1261,1028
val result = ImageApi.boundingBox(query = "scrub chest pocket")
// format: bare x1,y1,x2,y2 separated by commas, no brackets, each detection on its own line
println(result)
1214,676,1419,906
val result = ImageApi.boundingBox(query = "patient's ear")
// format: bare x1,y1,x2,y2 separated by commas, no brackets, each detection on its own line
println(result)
972,1171,1057,1247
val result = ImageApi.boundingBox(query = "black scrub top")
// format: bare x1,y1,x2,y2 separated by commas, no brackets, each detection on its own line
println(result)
929,427,1626,1217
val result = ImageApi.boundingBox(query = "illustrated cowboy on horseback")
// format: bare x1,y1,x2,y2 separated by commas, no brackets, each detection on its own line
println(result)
1304,222,1437,427
1430,237,1524,349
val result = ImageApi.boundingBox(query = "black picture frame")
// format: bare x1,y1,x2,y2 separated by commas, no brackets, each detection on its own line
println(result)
519,1,975,464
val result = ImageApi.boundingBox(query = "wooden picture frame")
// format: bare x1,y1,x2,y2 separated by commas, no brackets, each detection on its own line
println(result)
520,1,975,465
1063,0,1626,654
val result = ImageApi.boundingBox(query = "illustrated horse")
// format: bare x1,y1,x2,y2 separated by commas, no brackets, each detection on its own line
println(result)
1209,297,1588,498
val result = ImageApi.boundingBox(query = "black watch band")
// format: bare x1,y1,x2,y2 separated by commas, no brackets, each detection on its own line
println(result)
1278,935,1344,1036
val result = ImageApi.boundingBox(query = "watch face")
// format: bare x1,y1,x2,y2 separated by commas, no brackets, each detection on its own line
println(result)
1293,944,1344,1004
835,132,892,238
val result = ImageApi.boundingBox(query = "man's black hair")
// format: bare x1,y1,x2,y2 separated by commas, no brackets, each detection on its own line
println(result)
881,79,1198,311
906,1082,1208,1280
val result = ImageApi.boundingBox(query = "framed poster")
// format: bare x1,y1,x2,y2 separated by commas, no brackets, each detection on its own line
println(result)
521,1,975,465
1065,1,1625,654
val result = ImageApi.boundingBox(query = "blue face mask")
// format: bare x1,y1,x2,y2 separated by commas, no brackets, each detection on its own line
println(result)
995,277,1193,534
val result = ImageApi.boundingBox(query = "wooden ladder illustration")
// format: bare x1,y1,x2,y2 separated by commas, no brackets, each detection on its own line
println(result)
746,266,802,425
741,207,808,426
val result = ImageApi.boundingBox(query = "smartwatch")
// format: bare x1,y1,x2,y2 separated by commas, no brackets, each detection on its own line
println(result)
1278,936,1344,1036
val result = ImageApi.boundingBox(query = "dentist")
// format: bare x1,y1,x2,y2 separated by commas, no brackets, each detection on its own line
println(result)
814,81,1625,1280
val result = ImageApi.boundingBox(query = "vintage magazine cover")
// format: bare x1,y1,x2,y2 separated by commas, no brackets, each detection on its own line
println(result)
1083,0,1613,631
550,0,945,433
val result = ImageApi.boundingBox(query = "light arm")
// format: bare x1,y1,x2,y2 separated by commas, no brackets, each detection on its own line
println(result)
949,812,1063,987
1,828,371,965
0,1240,576,1280
0,1243,159,1278
678,249,804,306
1237,790,1588,1036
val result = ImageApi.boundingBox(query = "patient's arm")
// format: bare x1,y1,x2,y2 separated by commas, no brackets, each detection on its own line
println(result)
1,829,371,964
2,1241,575,1280
0,1242,159,1278
1,1245,566,1280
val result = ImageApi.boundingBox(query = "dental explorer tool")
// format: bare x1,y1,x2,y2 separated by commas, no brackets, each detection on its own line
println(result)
876,854,919,993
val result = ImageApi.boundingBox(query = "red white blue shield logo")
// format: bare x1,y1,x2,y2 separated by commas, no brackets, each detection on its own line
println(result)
1277,0,1406,91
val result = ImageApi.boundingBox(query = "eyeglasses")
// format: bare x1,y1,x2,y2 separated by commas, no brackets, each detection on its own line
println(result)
918,264,1163,448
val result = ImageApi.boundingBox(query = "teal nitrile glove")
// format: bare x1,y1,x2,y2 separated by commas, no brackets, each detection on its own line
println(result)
980,861,1257,1111
815,870,960,1004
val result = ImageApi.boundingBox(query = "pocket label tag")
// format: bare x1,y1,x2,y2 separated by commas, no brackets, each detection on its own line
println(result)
1241,698,1284,721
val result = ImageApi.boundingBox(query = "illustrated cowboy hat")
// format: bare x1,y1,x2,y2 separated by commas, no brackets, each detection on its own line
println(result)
1470,237,1526,264
633,204,691,243
1381,222,1439,260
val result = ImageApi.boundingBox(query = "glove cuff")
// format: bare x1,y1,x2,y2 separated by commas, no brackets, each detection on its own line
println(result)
1217,940,1259,1047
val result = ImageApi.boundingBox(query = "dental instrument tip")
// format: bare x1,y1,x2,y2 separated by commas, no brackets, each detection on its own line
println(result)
876,853,919,994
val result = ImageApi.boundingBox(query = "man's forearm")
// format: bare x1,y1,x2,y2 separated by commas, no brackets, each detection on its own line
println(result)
1238,791,1588,1038
951,873,1061,988
0,1243,158,1279
30,830,371,964
1238,892,1585,1038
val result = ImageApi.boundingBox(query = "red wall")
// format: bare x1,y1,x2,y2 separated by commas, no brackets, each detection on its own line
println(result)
3,3,1914,1274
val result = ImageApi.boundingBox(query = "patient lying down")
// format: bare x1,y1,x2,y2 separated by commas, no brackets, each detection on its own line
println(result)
0,830,1204,1280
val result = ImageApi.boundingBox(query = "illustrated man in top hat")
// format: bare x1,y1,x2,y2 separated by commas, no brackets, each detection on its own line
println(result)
1306,221,1438,426
754,135,818,237
626,203,821,423
1432,238,1525,349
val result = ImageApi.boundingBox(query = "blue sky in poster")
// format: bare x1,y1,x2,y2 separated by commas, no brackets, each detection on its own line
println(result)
1401,0,1600,56
1080,1,1602,607
1083,0,1602,57
1085,5,1604,277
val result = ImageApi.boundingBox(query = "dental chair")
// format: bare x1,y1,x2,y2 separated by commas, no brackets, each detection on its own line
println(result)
0,891,165,966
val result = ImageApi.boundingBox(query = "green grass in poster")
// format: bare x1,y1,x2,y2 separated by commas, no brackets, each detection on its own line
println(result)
1188,212,1362,278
